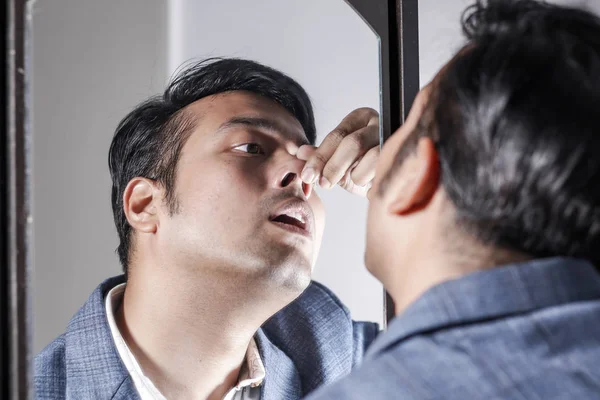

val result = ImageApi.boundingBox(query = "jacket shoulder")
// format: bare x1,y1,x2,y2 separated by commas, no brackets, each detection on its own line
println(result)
262,281,379,395
266,281,379,338
34,335,67,400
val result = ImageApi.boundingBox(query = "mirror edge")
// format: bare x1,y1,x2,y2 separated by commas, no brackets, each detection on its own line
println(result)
2,0,33,398
344,0,419,324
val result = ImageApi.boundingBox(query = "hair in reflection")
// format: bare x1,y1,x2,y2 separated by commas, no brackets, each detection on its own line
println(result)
108,58,316,275
386,0,600,268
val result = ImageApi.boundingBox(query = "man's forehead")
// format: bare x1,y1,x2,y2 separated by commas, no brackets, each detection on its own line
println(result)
217,116,310,145
184,91,308,143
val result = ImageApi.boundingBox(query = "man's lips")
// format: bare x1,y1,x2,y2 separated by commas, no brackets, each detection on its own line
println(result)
269,198,314,237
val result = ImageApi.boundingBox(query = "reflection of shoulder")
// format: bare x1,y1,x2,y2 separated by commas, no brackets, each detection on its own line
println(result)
262,281,380,395
34,335,67,399
268,281,355,328
303,282,381,359
263,281,379,358
301,280,353,317
282,281,379,332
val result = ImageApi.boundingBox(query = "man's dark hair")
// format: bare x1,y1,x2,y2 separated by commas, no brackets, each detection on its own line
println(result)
108,58,316,274
389,0,600,266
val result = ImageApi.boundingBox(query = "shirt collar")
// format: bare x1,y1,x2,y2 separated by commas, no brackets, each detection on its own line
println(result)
237,337,266,389
367,257,600,358
105,283,266,399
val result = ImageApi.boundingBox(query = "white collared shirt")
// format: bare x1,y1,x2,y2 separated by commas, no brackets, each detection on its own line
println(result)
105,283,264,400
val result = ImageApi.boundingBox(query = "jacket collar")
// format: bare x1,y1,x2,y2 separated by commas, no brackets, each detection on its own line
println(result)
63,275,140,399
368,257,600,358
255,329,302,399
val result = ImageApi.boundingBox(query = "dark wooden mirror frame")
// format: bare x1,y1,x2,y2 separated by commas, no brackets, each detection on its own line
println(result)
1,1,418,397
344,0,420,325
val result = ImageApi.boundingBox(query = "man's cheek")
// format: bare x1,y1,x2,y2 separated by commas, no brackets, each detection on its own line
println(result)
311,200,326,239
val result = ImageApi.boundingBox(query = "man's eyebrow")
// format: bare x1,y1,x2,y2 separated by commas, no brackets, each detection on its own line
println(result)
216,116,310,145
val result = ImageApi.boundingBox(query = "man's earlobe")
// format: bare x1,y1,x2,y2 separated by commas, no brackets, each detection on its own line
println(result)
387,137,440,216
123,178,159,234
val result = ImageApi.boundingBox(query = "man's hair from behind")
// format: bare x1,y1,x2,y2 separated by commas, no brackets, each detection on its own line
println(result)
108,58,317,275
388,0,600,267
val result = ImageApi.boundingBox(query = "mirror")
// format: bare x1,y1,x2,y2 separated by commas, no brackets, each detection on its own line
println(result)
4,0,423,397
31,0,384,355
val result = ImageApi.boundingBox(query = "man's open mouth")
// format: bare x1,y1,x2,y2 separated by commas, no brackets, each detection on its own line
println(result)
271,213,307,231
269,200,313,237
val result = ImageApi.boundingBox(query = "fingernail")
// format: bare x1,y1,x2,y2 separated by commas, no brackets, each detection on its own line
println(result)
301,167,317,183
320,176,332,189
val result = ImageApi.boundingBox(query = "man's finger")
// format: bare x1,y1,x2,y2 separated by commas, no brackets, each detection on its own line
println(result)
296,145,317,161
301,108,379,184
300,136,338,184
349,146,379,187
339,170,372,197
331,107,379,135
320,125,379,188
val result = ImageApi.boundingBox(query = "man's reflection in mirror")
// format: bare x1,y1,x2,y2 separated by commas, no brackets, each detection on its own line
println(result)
34,58,380,400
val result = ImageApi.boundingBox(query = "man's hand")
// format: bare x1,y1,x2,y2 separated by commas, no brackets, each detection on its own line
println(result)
297,107,380,197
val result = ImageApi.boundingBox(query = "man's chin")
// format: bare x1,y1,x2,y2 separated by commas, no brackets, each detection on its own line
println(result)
269,257,312,292
240,242,314,296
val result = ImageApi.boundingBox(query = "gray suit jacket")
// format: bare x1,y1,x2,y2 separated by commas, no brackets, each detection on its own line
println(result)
34,276,379,399
307,257,600,399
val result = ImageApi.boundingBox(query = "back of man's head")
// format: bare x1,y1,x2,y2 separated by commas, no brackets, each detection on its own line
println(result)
399,0,600,267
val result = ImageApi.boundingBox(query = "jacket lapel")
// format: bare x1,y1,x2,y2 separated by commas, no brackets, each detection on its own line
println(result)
261,281,367,395
111,376,141,400
255,329,302,400
63,275,140,399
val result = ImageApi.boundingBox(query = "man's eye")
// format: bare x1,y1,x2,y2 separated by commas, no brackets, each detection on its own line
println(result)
234,143,265,154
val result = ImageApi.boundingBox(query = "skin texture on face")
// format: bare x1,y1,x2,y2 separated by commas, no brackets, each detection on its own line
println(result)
127,91,325,301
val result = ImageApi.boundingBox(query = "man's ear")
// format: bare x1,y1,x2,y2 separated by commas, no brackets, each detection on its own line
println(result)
123,178,160,234
386,137,440,216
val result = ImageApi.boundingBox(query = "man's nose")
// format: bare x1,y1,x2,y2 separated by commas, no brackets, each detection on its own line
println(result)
274,157,313,199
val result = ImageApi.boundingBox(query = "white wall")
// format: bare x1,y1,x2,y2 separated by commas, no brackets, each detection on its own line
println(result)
32,0,168,352
418,0,600,87
418,0,472,86
32,0,383,353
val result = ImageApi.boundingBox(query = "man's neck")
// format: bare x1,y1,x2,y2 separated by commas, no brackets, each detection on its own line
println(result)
116,266,274,400
389,240,531,316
